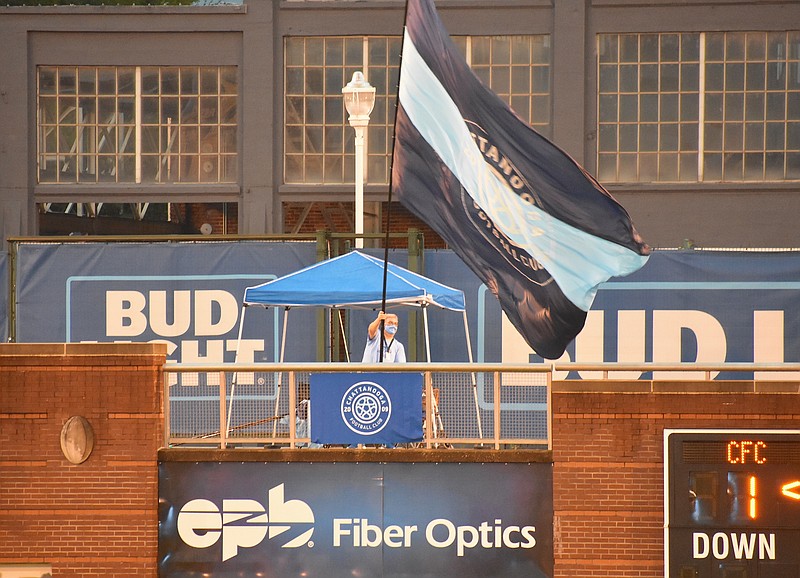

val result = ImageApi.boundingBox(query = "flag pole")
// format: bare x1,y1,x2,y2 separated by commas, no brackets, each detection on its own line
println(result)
378,0,412,362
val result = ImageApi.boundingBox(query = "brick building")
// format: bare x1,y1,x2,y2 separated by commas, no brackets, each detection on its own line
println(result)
0,1,799,248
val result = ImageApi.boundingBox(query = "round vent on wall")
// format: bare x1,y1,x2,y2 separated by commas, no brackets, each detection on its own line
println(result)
60,415,94,464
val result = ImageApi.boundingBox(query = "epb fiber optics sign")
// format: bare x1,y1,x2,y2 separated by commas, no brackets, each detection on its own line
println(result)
158,461,554,577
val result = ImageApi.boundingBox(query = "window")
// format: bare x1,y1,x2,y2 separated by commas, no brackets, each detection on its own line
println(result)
37,65,238,184
454,35,551,135
284,35,551,185
284,36,401,185
598,32,800,183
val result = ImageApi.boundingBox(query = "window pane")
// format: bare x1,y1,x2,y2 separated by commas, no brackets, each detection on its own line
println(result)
723,153,744,180
661,34,680,62
746,62,766,91
725,63,744,91
640,94,658,122
661,93,679,122
724,123,743,150
619,94,638,122
599,95,618,122
640,124,658,151
598,124,617,152
705,123,723,150
726,34,745,61
597,153,617,181
599,35,618,63
745,122,765,149
620,35,638,63
704,153,723,180
682,34,700,61
286,38,304,66
744,152,764,180
725,93,744,121
767,92,786,120
766,122,785,149
659,152,678,180
40,67,57,95
661,124,679,151
620,65,639,92
788,122,800,149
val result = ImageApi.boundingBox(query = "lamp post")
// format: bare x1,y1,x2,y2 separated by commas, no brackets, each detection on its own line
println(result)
342,71,376,249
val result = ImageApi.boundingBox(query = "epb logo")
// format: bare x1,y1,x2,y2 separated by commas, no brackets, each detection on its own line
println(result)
177,483,314,561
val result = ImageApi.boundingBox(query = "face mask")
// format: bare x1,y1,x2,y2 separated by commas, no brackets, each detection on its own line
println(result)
385,325,398,335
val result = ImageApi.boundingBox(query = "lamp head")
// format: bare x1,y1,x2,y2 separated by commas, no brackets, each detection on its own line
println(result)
342,71,376,121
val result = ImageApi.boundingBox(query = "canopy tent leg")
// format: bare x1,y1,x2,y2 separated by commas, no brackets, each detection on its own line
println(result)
337,309,351,362
226,304,249,438
422,306,446,439
463,310,484,440
272,307,290,438
422,306,431,362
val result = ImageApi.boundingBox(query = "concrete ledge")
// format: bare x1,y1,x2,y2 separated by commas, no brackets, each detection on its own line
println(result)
555,379,800,394
553,380,652,393
0,342,168,355
159,447,553,463
0,343,169,367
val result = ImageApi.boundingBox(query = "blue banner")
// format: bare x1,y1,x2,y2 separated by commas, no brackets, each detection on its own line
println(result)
158,461,554,577
507,250,800,380
14,240,317,363
310,372,423,445
11,240,800,379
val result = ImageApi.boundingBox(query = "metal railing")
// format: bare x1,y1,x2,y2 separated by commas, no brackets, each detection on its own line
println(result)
163,362,552,450
163,362,800,450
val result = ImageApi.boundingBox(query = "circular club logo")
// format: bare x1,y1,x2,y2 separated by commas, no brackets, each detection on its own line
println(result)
340,381,392,435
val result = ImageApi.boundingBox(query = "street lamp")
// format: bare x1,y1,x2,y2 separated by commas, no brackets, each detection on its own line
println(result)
342,71,376,249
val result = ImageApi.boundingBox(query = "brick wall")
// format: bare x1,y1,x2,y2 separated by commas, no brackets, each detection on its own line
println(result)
5,348,800,577
551,381,800,578
0,343,167,578
283,201,448,248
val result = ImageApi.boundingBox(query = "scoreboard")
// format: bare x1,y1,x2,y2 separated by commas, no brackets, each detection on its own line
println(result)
665,429,800,578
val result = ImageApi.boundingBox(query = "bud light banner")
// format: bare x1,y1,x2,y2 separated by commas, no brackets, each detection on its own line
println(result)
496,250,800,379
310,372,423,445
158,461,554,577
14,241,318,363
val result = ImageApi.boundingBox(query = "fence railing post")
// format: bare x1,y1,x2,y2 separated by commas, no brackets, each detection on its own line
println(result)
163,370,171,448
220,370,227,449
493,371,501,450
425,371,433,448
288,371,296,447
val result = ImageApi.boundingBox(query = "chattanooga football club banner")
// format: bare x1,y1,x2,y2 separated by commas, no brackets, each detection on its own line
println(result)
392,0,649,359
310,372,423,445
158,461,554,577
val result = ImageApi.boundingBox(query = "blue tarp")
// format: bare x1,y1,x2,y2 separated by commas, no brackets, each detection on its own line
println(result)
243,251,465,311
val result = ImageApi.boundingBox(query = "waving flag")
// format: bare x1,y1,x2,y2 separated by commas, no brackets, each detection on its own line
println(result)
392,0,650,359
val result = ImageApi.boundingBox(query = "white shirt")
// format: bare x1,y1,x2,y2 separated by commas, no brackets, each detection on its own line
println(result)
361,333,406,363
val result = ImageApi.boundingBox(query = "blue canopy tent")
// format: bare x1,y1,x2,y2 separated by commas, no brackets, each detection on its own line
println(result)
231,251,480,439
243,250,465,311
238,251,471,363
